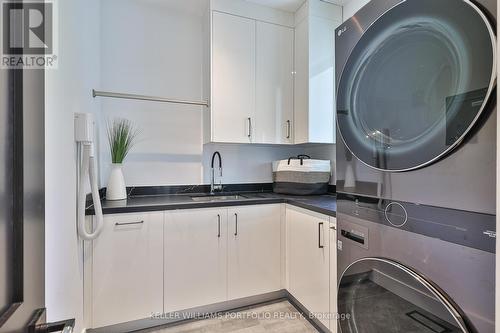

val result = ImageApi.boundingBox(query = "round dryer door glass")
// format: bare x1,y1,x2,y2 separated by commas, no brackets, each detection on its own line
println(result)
336,0,496,171
338,258,470,332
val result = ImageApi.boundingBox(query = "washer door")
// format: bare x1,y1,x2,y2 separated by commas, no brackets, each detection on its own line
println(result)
336,0,496,172
338,258,471,333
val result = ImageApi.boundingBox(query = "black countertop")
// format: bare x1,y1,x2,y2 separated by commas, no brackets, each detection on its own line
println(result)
86,192,336,217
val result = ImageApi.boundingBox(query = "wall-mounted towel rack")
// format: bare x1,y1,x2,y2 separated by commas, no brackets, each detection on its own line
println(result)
92,89,209,107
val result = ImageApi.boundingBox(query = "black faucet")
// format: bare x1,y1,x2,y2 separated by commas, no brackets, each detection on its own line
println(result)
211,151,223,194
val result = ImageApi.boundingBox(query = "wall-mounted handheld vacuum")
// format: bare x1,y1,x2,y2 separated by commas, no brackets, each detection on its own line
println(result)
75,113,103,240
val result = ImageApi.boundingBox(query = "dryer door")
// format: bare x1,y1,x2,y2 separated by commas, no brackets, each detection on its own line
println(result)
338,258,471,333
336,0,496,172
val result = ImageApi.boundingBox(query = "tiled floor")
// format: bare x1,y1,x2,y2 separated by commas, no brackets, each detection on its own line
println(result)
142,301,319,333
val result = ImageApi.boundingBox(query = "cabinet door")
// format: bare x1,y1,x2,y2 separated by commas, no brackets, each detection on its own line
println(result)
212,11,255,143
308,16,339,143
287,206,330,329
329,217,337,333
92,212,163,328
164,208,227,312
228,205,282,299
293,17,309,144
255,22,294,144
294,12,341,144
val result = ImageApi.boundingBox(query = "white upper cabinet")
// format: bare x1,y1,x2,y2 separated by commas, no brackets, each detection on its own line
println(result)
212,11,256,143
208,0,339,144
208,0,295,144
294,0,342,144
255,22,294,144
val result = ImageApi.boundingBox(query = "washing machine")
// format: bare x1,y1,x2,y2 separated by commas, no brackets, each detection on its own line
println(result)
335,0,497,332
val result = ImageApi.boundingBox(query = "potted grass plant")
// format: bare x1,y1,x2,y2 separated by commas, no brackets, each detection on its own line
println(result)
106,118,139,200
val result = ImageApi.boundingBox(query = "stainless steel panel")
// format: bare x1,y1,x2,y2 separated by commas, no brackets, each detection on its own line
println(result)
335,0,497,214
338,213,495,333
0,52,14,321
339,258,470,332
335,2,496,331
0,67,45,332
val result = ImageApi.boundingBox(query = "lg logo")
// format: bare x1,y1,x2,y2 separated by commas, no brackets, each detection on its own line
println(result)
337,26,347,37
2,1,52,55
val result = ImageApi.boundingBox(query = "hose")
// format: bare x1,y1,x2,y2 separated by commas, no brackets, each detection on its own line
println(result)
77,142,104,240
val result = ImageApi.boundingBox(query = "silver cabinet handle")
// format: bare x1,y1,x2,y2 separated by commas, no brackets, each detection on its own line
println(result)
115,220,144,226
217,214,221,238
286,120,291,139
38,318,75,333
247,117,252,139
63,326,74,333
234,213,238,236
484,230,496,238
318,222,324,248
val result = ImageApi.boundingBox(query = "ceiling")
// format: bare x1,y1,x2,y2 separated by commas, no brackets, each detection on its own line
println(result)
141,0,350,16
140,0,208,16
244,0,349,13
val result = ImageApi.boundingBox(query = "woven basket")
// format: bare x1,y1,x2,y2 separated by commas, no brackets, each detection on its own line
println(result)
272,155,331,195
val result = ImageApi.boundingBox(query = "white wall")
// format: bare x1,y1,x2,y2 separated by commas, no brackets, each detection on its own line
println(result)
44,1,336,332
44,2,337,332
203,143,322,183
99,0,335,187
99,0,205,186
45,0,101,332
342,0,371,21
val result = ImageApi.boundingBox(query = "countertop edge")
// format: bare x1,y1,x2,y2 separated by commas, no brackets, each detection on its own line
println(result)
86,197,336,217
286,200,337,217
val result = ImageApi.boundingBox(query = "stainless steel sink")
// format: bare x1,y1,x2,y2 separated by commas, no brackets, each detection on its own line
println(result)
190,195,245,202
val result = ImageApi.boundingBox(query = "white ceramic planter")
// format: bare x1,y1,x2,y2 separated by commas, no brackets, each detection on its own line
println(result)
106,163,127,200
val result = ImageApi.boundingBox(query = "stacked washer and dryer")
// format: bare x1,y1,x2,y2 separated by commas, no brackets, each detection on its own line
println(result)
335,0,496,332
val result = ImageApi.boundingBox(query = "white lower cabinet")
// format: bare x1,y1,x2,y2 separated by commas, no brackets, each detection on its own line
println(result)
227,205,282,299
330,218,338,333
89,204,337,331
164,205,282,312
91,212,164,328
287,205,331,329
164,208,227,312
